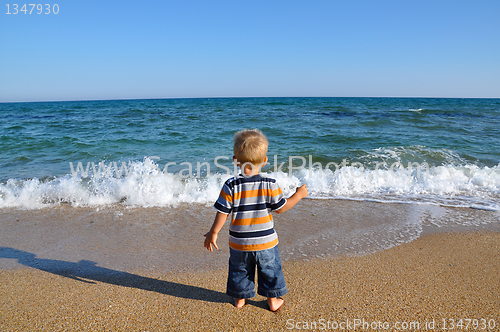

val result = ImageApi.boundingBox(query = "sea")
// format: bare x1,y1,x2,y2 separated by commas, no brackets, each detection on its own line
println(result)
1,97,500,272
1,97,499,211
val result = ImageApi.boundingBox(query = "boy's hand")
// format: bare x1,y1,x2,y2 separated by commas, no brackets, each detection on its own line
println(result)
296,184,308,198
204,212,227,252
204,231,219,252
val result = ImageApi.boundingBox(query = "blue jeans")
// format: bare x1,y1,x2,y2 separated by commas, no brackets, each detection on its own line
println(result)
226,245,287,299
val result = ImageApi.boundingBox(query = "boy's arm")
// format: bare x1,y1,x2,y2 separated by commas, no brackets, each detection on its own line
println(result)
204,212,228,252
275,184,308,214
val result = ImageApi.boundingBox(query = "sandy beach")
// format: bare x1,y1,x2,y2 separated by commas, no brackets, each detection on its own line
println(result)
1,200,499,331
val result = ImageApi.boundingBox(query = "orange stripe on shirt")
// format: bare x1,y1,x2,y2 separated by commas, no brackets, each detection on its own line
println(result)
219,190,233,203
231,215,273,226
229,238,279,251
233,188,282,200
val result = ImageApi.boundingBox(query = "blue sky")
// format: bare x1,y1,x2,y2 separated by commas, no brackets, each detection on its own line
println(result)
1,0,499,102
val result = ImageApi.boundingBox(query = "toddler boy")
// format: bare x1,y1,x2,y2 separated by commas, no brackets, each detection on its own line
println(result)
204,129,308,312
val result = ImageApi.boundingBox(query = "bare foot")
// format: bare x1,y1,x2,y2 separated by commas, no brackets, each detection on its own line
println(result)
234,298,245,308
267,297,284,312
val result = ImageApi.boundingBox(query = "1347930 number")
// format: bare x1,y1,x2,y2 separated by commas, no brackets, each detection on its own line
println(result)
6,4,59,14
441,318,496,330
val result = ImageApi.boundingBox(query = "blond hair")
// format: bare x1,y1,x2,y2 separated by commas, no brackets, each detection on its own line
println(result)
233,129,269,166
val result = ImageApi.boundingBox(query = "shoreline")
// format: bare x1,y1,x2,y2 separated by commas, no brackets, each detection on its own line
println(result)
1,199,499,274
1,231,499,331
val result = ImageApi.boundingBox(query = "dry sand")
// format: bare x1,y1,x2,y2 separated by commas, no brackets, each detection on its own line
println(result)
1,231,499,331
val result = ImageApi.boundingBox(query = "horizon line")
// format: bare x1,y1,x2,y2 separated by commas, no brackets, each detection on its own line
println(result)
2,95,500,104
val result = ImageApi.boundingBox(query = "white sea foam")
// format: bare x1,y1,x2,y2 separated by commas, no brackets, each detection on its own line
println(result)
294,164,500,210
1,160,499,210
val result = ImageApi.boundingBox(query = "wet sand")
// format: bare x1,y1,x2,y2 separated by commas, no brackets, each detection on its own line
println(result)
1,200,499,330
1,200,498,273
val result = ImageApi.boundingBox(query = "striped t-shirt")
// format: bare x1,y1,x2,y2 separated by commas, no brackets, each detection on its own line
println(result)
214,174,287,251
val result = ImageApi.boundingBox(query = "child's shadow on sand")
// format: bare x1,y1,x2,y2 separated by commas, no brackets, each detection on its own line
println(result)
0,247,268,309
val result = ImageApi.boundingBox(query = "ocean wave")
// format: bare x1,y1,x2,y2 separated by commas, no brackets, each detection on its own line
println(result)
1,160,499,210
